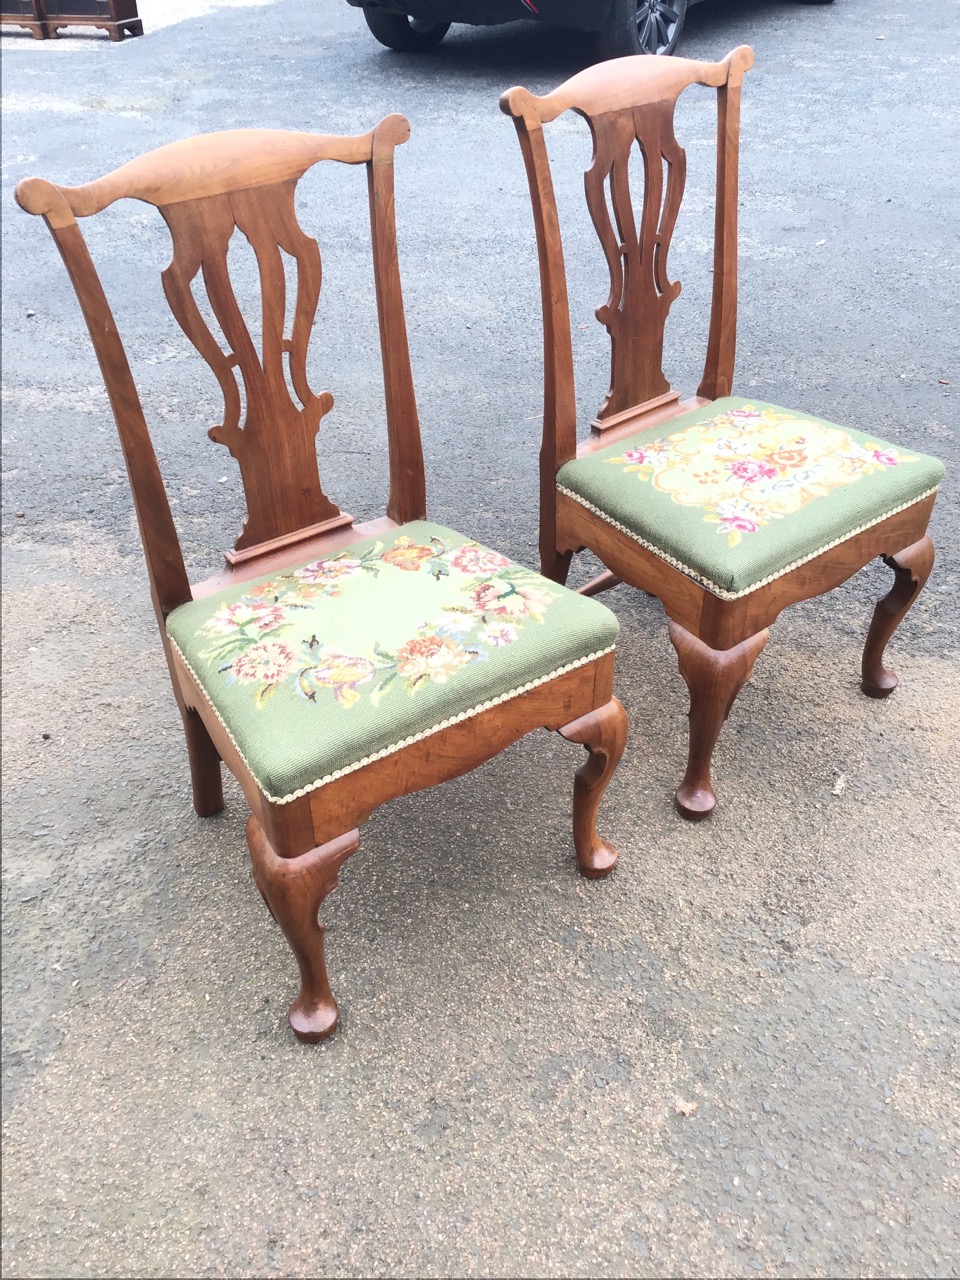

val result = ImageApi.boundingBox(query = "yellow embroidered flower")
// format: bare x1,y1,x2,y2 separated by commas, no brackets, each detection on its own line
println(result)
302,652,377,707
381,539,436,572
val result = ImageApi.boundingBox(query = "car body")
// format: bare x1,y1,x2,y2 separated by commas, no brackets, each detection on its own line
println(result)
348,1,630,31
347,0,709,58
348,0,832,59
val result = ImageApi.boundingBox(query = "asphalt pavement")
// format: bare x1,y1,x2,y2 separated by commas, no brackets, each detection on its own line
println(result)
2,1,959,1275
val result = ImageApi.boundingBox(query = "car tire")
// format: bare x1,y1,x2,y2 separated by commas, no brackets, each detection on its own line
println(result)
598,0,688,59
362,9,451,51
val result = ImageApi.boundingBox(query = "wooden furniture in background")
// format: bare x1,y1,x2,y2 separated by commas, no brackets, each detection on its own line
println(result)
2,0,46,38
502,48,942,819
16,122,627,1042
42,0,141,40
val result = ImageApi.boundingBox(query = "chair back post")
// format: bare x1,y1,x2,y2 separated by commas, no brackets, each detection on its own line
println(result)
698,49,752,400
500,92,579,572
366,114,427,525
14,177,192,620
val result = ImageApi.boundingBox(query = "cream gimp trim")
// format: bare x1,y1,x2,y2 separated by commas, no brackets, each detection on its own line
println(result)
556,484,940,602
169,639,617,806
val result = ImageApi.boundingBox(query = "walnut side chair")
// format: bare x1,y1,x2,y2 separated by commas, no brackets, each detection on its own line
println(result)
501,48,944,820
15,119,628,1042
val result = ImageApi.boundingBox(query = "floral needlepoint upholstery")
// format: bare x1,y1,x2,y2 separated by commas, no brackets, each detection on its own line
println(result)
557,397,944,599
166,522,619,803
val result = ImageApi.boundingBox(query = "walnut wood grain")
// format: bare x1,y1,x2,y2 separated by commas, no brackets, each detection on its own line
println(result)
505,49,941,815
585,102,684,420
559,697,628,878
558,490,938,648
861,535,935,698
2,1,46,38
501,50,751,579
160,184,342,550
179,705,224,818
302,652,617,848
580,569,622,597
18,125,627,1040
247,817,359,1043
500,46,753,127
14,119,418,608
668,621,768,819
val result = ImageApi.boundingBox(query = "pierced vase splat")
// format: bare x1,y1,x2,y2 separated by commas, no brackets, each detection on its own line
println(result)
160,179,345,553
584,101,686,425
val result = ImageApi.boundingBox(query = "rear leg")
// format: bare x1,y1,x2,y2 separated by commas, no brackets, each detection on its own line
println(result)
861,536,935,697
181,707,223,817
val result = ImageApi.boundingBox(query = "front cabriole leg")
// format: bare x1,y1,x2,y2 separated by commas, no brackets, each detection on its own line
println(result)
559,697,628,878
246,816,360,1043
668,621,769,821
861,536,935,698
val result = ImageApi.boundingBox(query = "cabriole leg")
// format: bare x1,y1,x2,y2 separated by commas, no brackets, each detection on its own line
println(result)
861,536,935,698
246,816,360,1043
668,621,769,821
180,706,223,817
559,696,628,878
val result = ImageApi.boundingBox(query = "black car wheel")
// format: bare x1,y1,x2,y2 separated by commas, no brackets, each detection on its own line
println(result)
599,0,688,59
362,9,451,51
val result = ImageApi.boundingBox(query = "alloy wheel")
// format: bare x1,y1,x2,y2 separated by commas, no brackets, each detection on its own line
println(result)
634,0,685,56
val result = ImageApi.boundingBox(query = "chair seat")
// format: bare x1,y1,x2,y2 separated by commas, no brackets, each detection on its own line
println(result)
557,397,944,599
166,521,619,804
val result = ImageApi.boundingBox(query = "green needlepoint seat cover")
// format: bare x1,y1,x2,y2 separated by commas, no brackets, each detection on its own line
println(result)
557,397,944,599
166,521,619,804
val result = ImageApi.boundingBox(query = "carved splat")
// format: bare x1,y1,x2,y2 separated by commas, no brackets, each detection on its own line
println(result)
160,180,344,551
584,102,686,423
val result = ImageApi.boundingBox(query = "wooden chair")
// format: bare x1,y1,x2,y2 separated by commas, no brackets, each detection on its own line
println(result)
501,49,944,820
15,120,628,1042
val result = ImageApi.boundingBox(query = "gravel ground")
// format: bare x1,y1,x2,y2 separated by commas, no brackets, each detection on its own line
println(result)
2,1,959,1276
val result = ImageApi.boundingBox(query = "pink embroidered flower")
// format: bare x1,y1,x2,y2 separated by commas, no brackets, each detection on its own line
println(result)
204,600,288,635
728,458,779,484
872,448,898,467
252,605,288,632
395,634,471,684
469,581,553,620
480,622,518,648
297,557,363,585
725,408,762,424
622,447,648,465
468,582,505,615
448,544,511,575
720,513,759,534
715,500,760,536
230,641,298,684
